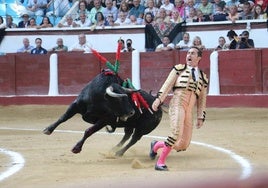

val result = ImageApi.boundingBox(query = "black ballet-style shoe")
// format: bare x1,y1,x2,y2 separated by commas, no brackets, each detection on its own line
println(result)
155,164,168,171
149,140,157,160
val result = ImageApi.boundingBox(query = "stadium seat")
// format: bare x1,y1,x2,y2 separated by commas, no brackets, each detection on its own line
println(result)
0,4,6,17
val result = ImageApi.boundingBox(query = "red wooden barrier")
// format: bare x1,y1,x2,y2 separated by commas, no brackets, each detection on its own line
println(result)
0,49,267,96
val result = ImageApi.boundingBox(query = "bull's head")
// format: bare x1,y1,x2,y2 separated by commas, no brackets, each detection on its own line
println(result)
105,83,135,121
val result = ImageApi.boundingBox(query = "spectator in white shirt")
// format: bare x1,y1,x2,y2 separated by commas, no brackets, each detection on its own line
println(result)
75,12,92,27
70,34,92,53
155,36,175,51
114,11,131,25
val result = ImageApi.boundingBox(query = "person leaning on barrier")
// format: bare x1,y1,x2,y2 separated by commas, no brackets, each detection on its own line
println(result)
227,29,238,49
49,38,68,52
17,38,34,53
155,36,175,52
126,39,135,52
236,30,255,49
31,38,48,54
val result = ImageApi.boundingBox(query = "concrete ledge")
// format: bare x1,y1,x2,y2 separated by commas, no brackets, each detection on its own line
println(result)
1,95,268,108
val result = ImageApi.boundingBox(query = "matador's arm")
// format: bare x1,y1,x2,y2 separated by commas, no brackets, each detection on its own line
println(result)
197,70,209,123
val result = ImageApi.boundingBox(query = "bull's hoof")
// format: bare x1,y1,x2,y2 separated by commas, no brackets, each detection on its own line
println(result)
71,146,81,154
43,127,52,135
115,150,124,157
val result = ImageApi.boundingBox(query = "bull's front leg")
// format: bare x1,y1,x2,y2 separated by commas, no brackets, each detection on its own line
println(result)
115,130,142,156
43,102,78,135
72,121,105,154
112,127,133,153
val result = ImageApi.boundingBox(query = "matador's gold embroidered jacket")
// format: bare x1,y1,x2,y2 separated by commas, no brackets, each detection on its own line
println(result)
157,64,209,121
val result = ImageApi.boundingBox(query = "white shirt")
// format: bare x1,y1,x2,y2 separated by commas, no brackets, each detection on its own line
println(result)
70,42,92,52
156,43,175,49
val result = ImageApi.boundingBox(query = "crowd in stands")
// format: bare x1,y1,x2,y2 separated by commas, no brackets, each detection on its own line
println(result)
0,0,267,29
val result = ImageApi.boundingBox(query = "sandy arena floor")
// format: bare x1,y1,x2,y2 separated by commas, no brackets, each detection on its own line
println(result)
0,105,268,187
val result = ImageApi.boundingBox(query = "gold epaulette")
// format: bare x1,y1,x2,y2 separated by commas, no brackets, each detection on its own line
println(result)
174,64,187,73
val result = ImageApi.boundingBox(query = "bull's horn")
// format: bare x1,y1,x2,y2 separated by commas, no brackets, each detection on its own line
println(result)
106,86,127,98
122,87,138,93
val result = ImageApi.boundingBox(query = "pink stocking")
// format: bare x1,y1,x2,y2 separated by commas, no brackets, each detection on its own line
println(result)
157,144,172,166
153,141,165,153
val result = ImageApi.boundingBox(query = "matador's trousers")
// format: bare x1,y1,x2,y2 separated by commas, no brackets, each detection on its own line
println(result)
168,89,197,151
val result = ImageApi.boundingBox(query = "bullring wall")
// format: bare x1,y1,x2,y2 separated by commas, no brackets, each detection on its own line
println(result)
0,49,267,96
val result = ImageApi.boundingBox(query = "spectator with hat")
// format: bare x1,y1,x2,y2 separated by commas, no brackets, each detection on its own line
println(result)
18,13,30,28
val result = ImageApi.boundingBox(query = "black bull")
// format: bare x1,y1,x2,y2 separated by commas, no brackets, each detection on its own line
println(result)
43,70,162,156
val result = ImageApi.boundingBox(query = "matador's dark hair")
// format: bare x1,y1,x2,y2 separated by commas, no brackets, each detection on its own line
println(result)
190,46,202,57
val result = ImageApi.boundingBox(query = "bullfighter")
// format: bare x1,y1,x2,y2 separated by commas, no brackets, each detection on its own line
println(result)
150,46,209,171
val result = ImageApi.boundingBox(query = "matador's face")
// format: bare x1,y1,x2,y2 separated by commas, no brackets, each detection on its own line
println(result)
186,48,201,67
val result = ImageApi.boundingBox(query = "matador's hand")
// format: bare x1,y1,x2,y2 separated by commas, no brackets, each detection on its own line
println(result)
196,119,204,129
152,98,161,111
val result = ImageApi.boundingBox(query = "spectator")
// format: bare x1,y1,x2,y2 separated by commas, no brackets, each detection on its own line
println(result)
255,0,268,13
185,7,197,22
154,7,171,23
211,4,227,21
105,13,116,26
176,32,191,50
185,0,197,18
160,0,175,16
239,1,254,20
6,15,17,28
17,38,34,53
93,12,108,27
197,0,213,17
253,4,267,19
215,36,228,51
193,8,210,22
31,38,48,54
226,29,238,49
118,1,130,17
114,11,131,25
192,36,205,50
129,0,145,24
170,9,183,23
212,0,226,14
225,0,240,12
236,30,254,49
226,5,239,23
36,16,53,29
89,0,105,23
70,34,92,52
26,0,47,17
174,0,185,19
49,38,68,52
46,0,70,17
58,15,79,28
18,13,30,28
0,16,6,29
103,0,118,21
155,36,175,52
27,18,38,28
129,15,139,25
143,12,155,24
76,0,90,20
75,11,92,27
85,0,95,11
126,38,136,52
118,39,127,52
144,0,159,17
